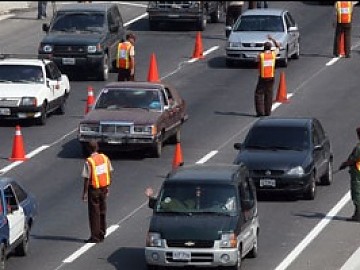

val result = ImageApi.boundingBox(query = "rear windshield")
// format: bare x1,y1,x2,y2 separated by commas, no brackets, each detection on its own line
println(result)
155,182,238,214
51,12,105,32
234,15,284,32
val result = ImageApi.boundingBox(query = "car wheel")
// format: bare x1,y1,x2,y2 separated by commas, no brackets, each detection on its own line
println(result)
56,95,66,115
279,47,288,67
198,14,207,31
98,53,109,81
292,40,300,59
210,3,221,23
36,102,47,126
15,223,29,256
152,133,163,158
321,160,333,185
247,230,258,258
0,243,5,270
168,129,181,144
304,172,316,200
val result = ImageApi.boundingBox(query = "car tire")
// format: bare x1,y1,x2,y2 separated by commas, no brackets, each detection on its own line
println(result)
247,230,258,258
36,102,47,126
15,223,29,256
98,53,109,81
279,47,288,67
152,134,163,158
321,160,333,185
304,172,316,200
56,95,67,115
0,243,5,270
292,40,300,59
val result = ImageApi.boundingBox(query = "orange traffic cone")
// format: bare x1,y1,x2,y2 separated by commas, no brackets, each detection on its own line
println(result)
275,71,288,103
172,142,184,170
338,32,345,57
147,53,160,83
85,85,95,114
192,32,204,59
9,125,28,161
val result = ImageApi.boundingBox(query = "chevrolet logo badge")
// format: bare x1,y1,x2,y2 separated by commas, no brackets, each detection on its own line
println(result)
184,241,195,247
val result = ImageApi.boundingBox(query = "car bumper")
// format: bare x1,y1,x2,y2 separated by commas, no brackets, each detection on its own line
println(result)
148,10,202,22
145,247,238,267
0,106,42,120
226,49,286,62
39,53,103,71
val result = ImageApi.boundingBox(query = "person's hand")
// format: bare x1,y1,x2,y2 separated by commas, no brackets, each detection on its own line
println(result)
145,187,154,198
339,162,347,170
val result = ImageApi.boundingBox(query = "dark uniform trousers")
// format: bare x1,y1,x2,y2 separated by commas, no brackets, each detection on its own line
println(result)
118,68,134,81
88,186,108,241
333,22,351,57
255,77,274,116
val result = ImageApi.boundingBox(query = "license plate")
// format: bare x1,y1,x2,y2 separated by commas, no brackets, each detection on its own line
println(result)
260,178,276,187
0,108,10,115
173,251,191,261
62,58,75,65
107,138,122,144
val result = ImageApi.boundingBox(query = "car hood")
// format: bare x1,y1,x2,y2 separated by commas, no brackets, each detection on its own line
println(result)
41,32,104,45
82,108,161,125
0,83,44,98
234,149,310,170
149,214,237,240
229,32,286,44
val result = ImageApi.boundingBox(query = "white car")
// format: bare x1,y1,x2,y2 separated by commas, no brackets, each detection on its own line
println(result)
0,56,70,125
225,8,300,67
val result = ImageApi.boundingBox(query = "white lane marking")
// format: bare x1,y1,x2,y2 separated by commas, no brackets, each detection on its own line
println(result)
196,151,218,164
187,46,219,63
274,191,351,270
340,245,360,270
271,93,294,110
124,12,148,27
326,57,340,66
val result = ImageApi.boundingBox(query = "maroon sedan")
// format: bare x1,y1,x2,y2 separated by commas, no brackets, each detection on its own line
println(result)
78,81,188,157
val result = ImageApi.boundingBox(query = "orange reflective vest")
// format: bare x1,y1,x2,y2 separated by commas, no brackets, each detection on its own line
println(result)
259,51,276,79
87,153,111,189
336,1,352,23
116,42,132,69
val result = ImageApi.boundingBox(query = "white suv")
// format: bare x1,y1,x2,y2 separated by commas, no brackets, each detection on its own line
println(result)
0,56,70,125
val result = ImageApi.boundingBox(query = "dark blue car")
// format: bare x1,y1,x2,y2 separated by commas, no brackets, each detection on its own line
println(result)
0,177,38,269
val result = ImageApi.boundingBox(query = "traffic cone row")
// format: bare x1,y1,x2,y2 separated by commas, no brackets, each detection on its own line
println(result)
85,85,95,114
147,53,160,83
192,31,204,59
172,142,184,170
275,71,288,103
9,125,28,161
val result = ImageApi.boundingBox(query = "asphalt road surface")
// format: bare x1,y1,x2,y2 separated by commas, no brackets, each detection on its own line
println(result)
0,1,360,270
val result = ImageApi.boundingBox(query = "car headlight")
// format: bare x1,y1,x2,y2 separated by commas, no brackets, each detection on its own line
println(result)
21,97,37,106
146,232,164,247
87,44,102,53
228,42,241,48
219,233,237,248
41,44,53,53
134,125,155,134
79,123,100,133
286,166,304,176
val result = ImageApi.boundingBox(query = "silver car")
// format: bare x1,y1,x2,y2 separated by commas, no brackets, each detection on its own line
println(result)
225,8,300,67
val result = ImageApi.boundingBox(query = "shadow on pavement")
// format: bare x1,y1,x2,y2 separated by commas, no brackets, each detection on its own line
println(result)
31,234,85,243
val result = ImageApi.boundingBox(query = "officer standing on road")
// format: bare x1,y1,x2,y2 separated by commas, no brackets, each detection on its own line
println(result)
225,1,244,37
339,127,360,222
116,33,136,81
333,1,353,58
254,35,280,117
82,140,113,243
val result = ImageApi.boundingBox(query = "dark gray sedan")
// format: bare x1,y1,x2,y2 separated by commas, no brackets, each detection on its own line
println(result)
233,117,333,200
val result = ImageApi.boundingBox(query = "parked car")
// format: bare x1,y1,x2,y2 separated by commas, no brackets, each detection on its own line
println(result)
77,81,188,157
0,55,70,125
225,8,300,67
147,1,225,31
233,117,333,200
0,177,38,269
145,163,259,269
38,2,125,81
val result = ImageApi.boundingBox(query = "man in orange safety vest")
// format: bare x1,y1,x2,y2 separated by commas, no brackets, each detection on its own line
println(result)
116,32,136,81
333,1,353,58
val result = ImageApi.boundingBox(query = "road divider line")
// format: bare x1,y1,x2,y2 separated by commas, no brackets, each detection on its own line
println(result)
326,57,340,66
340,245,360,270
124,12,148,27
196,151,218,164
274,191,351,270
187,46,219,63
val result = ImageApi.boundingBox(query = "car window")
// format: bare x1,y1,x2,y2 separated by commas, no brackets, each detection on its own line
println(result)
286,12,296,27
51,12,105,32
314,119,325,142
11,182,28,203
235,15,284,32
0,65,44,83
156,182,237,214
113,6,123,28
49,62,62,79
245,126,310,150
164,87,176,107
4,185,19,210
312,124,320,146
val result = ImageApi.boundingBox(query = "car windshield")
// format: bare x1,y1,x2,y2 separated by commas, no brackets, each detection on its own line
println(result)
244,126,310,150
155,182,238,215
234,15,284,32
51,12,104,32
0,65,44,84
95,88,162,111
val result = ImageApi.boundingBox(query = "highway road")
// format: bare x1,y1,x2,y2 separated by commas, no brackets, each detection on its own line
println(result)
0,1,360,270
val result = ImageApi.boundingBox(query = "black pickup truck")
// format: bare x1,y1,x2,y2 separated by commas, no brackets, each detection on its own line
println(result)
38,3,125,81
147,1,225,31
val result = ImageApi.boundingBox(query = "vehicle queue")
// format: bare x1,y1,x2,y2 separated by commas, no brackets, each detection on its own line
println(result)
0,1,358,267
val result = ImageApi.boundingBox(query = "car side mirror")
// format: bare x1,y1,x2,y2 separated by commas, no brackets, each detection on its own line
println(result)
42,23,49,32
288,26,298,32
234,143,242,150
109,25,119,33
314,144,323,151
148,197,157,209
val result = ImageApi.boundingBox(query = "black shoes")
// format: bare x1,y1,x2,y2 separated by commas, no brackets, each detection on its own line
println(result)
84,237,104,243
